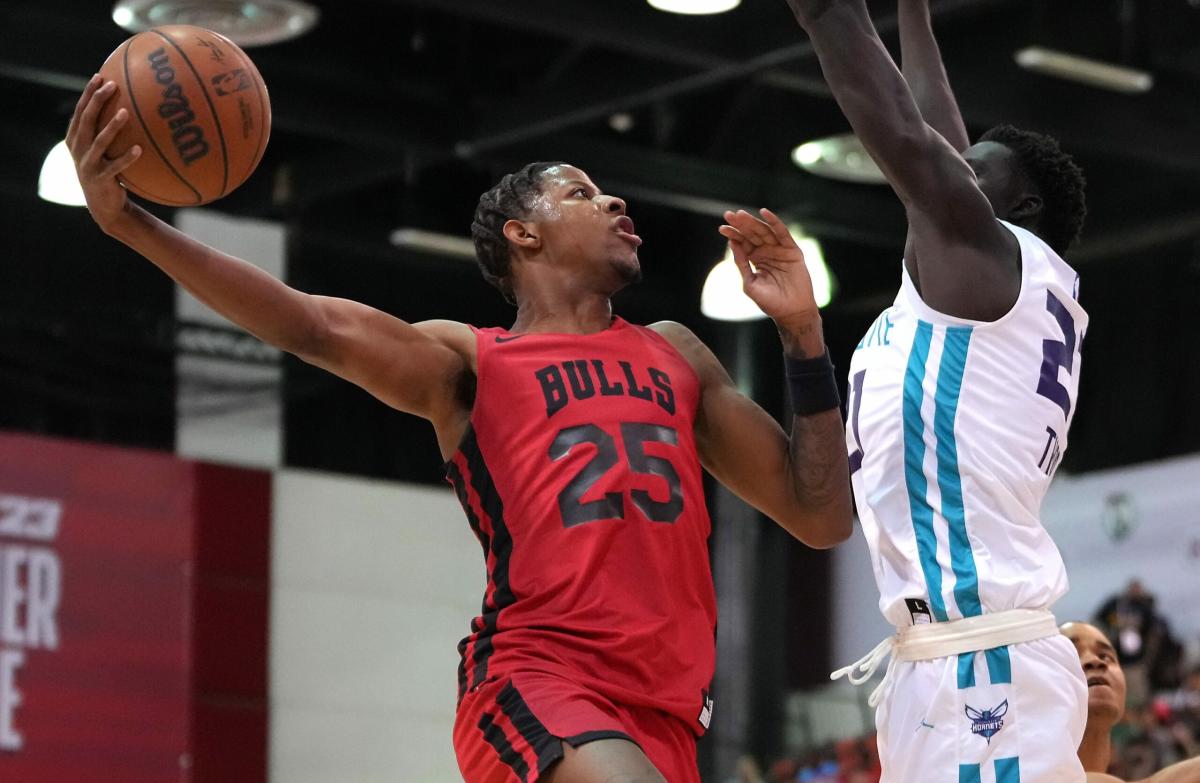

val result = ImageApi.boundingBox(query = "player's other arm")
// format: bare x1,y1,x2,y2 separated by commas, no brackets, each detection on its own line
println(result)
654,319,851,548
1126,757,1200,783
898,0,970,152
654,209,852,547
68,75,470,425
786,0,1019,321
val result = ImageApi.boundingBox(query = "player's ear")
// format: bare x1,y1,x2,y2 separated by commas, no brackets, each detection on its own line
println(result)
1010,193,1043,224
503,219,541,252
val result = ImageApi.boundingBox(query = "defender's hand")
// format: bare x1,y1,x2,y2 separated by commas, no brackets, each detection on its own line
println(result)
65,75,142,234
718,208,820,327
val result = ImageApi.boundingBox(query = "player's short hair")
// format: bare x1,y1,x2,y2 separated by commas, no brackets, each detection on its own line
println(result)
471,161,566,304
978,125,1087,255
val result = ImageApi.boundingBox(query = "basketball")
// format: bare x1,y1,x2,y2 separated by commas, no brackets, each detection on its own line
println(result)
96,25,270,206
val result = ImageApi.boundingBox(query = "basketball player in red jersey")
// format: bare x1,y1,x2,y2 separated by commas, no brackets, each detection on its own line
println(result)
67,76,853,782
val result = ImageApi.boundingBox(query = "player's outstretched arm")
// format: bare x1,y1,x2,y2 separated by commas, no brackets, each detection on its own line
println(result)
68,75,472,430
898,0,970,153
1087,755,1200,783
655,210,852,548
785,0,1019,321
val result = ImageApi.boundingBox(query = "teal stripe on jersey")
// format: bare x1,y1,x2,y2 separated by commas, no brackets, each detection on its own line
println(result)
933,326,982,618
995,756,1021,783
959,763,982,783
986,646,1013,684
958,652,976,688
902,321,948,622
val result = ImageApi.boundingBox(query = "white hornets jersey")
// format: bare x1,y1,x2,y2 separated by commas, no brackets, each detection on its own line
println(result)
847,221,1088,629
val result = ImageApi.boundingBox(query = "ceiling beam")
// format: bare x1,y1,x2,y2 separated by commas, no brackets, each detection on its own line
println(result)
455,0,1013,156
468,134,908,246
396,0,832,97
1074,211,1200,263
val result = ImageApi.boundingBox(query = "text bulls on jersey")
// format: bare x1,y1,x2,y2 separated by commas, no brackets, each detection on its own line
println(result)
535,360,675,418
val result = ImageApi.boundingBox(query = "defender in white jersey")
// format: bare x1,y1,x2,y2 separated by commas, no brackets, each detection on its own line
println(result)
783,0,1091,780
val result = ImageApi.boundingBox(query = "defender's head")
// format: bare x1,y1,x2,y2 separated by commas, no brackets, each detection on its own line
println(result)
471,163,642,305
964,125,1087,255
1062,621,1126,728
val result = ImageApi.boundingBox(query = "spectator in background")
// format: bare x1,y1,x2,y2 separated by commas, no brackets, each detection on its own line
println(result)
1094,580,1182,706
728,754,766,783
1062,621,1199,782
1164,668,1200,736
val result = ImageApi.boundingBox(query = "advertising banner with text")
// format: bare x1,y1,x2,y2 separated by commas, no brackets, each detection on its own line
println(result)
0,433,193,782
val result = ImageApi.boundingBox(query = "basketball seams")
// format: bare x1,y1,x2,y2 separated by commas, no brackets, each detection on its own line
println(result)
122,36,202,204
243,54,269,187
151,29,229,199
210,29,269,192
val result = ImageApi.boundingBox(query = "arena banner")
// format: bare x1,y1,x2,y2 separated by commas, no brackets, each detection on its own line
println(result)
0,432,270,783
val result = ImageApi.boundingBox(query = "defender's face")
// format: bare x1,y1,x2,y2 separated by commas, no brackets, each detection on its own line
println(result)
1063,622,1127,726
529,165,642,288
963,141,1025,220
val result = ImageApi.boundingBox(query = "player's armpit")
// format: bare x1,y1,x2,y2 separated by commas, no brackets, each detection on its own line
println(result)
298,297,474,424
652,322,852,548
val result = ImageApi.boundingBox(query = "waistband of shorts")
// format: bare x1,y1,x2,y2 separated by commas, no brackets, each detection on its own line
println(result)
895,608,1059,662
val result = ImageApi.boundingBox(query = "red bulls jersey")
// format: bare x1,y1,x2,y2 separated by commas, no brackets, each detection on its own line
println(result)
444,317,717,733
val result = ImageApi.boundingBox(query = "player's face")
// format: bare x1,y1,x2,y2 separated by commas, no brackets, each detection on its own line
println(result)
962,141,1028,221
1063,622,1127,726
529,165,642,290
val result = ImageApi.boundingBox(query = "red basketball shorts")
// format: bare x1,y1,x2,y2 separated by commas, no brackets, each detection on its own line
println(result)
453,670,700,783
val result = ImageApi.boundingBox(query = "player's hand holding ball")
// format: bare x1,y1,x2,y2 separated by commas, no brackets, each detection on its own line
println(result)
66,25,270,234
66,75,141,233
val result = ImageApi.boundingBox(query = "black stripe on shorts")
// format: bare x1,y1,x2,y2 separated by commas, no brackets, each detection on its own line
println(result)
564,729,640,748
496,681,566,774
478,710,531,783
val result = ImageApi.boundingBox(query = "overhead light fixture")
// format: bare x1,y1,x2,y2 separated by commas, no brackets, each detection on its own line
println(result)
38,140,87,207
111,0,320,46
1015,47,1153,94
609,112,636,133
647,0,741,15
791,134,886,184
701,228,834,321
389,228,476,260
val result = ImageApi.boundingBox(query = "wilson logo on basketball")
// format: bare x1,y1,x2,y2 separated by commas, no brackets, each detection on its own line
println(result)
146,47,210,166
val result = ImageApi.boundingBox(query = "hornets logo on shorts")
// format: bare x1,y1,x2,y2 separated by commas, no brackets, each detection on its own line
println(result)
965,700,1008,743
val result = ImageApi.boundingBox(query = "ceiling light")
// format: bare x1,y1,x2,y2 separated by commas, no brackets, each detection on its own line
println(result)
701,228,834,321
794,231,835,310
609,112,635,133
1015,47,1153,94
111,0,319,46
38,141,87,207
389,228,476,260
647,0,741,15
791,134,886,184
701,252,763,322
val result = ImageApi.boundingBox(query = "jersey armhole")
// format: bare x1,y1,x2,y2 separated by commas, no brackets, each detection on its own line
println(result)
641,322,705,393
900,221,1033,332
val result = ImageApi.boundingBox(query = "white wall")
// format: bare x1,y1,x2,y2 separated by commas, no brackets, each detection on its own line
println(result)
1042,453,1200,639
270,470,483,783
832,453,1200,664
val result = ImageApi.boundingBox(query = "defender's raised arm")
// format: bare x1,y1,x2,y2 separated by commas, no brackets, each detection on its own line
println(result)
784,0,1020,321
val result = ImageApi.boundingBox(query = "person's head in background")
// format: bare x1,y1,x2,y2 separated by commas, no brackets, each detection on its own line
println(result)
1063,621,1128,775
